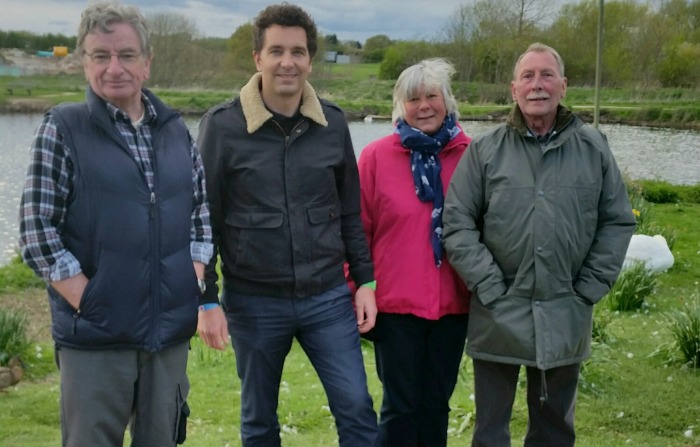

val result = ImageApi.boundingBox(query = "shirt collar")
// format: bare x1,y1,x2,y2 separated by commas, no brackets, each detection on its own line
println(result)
106,92,157,125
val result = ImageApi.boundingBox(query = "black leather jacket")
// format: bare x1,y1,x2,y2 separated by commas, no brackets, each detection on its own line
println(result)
198,73,374,300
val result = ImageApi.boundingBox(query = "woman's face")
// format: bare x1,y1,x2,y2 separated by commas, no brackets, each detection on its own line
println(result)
402,85,447,134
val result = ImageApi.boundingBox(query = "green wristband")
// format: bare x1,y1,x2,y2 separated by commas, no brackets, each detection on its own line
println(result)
360,280,377,291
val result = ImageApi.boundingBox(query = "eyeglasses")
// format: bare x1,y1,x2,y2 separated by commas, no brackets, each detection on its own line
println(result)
85,51,142,65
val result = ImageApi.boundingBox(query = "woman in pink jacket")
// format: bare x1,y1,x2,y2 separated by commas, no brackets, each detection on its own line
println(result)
358,58,471,446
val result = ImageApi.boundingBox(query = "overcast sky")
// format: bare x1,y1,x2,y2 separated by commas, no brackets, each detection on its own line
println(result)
3,0,462,44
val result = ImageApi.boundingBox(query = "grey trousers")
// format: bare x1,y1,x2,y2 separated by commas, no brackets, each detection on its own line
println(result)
471,359,580,447
56,341,190,447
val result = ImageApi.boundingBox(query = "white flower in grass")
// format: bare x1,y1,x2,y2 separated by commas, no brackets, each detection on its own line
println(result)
281,425,298,435
469,393,475,401
626,352,634,359
280,380,290,393
616,412,625,418
684,429,693,438
321,405,331,413
667,376,674,382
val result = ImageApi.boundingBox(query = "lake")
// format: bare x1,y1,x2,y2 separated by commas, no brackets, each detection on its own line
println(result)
2,113,699,266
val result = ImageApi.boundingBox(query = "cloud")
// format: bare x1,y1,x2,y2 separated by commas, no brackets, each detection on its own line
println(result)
1,0,458,43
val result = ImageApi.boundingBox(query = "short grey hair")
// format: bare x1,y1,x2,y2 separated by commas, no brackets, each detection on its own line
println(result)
76,1,152,58
392,58,460,124
513,42,565,80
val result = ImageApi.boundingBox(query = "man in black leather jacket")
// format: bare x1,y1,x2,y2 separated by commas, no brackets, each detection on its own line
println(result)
195,3,379,446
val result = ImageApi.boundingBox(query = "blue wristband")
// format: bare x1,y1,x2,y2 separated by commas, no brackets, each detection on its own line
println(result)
198,303,220,312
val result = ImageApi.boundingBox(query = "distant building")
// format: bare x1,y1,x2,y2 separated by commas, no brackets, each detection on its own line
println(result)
324,51,337,63
323,52,357,64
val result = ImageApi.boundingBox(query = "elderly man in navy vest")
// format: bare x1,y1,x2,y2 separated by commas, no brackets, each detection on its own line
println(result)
18,2,212,446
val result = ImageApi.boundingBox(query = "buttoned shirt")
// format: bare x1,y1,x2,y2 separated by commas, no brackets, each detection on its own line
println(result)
19,94,213,282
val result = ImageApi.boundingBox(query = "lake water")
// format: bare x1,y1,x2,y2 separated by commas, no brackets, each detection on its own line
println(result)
2,113,699,266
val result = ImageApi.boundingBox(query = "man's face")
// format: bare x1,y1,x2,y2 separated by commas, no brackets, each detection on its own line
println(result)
254,24,312,106
511,50,567,124
82,22,150,112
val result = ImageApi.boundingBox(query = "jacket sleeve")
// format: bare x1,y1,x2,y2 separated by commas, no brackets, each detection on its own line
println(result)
574,140,636,303
196,109,224,305
443,140,507,306
357,141,377,251
339,124,374,286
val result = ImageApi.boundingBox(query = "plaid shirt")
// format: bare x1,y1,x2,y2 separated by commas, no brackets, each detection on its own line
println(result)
19,94,213,282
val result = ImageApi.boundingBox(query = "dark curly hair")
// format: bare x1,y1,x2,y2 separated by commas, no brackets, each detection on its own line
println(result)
253,2,318,58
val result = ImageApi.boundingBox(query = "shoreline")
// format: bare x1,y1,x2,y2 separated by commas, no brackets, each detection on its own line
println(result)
2,99,699,131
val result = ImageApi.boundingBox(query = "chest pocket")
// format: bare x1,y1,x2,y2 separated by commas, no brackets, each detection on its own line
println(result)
307,204,343,268
225,210,287,277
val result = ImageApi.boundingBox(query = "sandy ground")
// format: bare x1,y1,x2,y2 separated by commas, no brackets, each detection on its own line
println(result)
1,48,81,76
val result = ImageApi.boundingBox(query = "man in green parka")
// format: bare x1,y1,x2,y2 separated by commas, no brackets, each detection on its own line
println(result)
443,43,636,446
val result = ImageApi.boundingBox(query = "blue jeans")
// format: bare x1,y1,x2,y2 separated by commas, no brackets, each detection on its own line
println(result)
223,284,379,447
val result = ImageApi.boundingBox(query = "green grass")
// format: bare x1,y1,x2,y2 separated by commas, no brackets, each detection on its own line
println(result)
0,255,44,293
2,68,700,128
0,308,31,365
666,293,700,368
0,200,699,446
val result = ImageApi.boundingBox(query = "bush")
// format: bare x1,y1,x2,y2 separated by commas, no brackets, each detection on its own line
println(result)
681,184,700,204
592,307,614,344
0,308,31,366
604,262,657,312
0,255,44,293
666,293,700,368
639,180,680,204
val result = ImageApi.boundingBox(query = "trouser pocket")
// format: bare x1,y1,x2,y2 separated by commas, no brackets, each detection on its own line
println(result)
175,383,190,444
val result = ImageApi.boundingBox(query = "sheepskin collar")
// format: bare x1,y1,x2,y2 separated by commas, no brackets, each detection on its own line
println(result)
240,72,328,134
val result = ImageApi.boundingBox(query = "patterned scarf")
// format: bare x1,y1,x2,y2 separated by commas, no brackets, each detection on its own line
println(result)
395,114,461,267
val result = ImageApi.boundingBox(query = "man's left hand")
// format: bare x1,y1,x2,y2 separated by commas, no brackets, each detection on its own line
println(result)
354,286,377,334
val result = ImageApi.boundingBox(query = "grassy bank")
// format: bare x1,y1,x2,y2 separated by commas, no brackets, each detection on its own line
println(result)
0,180,699,446
2,68,700,129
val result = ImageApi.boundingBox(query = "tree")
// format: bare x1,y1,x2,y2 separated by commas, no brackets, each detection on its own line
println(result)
442,4,477,81
657,40,700,87
442,0,552,85
378,46,406,80
546,0,598,84
363,34,392,63
378,41,440,80
225,22,255,75
147,12,210,87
